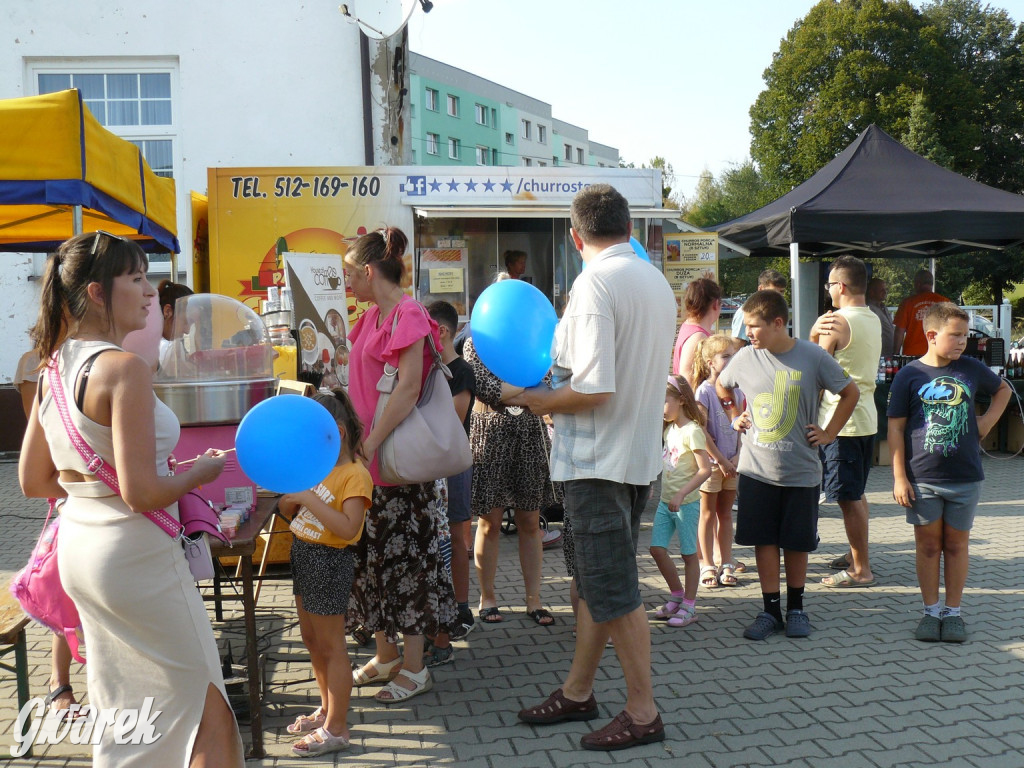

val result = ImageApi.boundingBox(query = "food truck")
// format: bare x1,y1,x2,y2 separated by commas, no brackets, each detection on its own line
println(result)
201,165,720,377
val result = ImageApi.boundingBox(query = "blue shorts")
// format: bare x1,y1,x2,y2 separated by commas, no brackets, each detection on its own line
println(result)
564,478,651,624
651,500,699,556
907,481,981,531
821,435,875,502
446,466,472,524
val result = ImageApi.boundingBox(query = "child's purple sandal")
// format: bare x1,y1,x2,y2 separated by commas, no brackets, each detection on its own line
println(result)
654,600,681,620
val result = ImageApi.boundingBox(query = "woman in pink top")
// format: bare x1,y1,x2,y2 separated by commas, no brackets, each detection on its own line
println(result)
344,227,457,703
671,278,722,388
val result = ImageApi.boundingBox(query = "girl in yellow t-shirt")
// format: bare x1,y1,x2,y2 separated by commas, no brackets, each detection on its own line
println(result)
650,375,712,628
280,390,373,757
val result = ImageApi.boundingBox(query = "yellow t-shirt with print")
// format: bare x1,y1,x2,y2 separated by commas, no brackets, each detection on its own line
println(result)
289,461,373,548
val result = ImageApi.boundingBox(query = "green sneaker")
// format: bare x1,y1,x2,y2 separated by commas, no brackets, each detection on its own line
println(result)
914,614,941,642
940,614,967,643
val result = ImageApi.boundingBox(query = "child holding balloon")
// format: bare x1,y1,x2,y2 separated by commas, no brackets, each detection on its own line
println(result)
650,375,712,627
280,390,373,757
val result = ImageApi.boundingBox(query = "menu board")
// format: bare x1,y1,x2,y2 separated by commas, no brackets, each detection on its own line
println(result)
417,244,468,316
663,233,719,321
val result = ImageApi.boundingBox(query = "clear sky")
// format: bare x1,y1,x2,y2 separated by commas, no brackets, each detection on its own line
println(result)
404,0,1024,203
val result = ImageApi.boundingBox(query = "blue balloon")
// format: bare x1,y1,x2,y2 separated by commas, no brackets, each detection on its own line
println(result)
630,236,651,262
235,396,339,493
471,280,558,387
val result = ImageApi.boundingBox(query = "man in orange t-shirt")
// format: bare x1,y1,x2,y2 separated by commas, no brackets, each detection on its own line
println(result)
893,269,950,356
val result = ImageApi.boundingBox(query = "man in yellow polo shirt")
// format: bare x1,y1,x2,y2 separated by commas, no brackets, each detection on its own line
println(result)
811,255,882,588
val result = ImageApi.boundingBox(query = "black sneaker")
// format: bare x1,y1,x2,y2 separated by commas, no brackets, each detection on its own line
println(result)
742,612,784,641
450,607,476,641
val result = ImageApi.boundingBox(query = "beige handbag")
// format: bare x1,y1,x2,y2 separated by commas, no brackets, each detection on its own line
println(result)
373,302,473,485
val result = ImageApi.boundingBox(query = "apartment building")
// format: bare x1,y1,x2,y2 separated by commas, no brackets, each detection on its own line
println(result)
409,53,618,169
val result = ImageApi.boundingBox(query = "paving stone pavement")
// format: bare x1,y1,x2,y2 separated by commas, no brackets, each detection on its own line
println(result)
1,451,1022,767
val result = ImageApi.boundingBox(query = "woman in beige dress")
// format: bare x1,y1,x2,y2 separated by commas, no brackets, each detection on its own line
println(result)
19,231,243,767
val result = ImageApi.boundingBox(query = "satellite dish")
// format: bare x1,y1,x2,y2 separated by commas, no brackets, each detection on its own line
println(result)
343,0,420,39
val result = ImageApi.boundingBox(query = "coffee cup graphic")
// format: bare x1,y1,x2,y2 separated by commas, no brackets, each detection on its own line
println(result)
299,319,318,366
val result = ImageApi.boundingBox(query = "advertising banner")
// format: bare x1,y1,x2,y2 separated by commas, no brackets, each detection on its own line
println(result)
283,252,349,388
663,232,719,321
207,167,418,326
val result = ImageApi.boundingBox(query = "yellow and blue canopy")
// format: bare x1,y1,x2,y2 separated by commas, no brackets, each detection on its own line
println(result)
0,89,178,252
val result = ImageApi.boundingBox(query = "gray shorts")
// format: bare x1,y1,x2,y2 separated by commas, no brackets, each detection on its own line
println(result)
906,481,982,531
563,479,651,624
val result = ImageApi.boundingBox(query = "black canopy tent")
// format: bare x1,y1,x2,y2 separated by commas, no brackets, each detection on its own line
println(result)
712,124,1024,336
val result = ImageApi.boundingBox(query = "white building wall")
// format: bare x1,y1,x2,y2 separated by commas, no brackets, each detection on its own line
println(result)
0,0,367,382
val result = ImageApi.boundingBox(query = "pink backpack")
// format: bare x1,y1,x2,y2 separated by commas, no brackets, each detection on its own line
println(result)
10,499,85,663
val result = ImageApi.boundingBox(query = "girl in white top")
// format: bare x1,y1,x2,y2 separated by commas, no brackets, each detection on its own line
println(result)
19,231,242,767
649,375,712,628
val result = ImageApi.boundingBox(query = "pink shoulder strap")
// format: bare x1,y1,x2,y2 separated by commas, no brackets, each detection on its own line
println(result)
46,352,184,540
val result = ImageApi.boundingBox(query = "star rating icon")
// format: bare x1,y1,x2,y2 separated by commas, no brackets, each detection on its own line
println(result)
465,179,478,191
429,178,442,192
483,179,495,192
447,179,460,192
500,180,514,192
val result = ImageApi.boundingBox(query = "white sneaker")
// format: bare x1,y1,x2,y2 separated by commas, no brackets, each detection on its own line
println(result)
542,529,562,549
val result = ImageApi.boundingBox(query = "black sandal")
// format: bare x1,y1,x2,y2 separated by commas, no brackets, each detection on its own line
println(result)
526,608,555,627
479,606,503,623
44,684,84,722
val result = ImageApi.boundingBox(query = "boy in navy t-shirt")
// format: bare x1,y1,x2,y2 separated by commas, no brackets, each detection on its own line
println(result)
888,303,1010,644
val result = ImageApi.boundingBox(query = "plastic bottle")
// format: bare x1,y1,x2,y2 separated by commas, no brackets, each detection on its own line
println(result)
877,357,886,384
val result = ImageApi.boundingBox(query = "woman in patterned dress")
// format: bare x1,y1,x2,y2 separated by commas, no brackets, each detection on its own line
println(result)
344,227,457,702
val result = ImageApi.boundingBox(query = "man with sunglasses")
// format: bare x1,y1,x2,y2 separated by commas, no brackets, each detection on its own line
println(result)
811,256,882,588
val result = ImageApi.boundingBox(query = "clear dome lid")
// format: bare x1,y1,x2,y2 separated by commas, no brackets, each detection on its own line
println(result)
156,294,274,382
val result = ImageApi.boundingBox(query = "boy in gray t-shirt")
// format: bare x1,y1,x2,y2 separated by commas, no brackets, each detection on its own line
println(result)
719,291,858,641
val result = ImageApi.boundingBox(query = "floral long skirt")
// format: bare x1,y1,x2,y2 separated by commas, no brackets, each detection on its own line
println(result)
348,482,457,643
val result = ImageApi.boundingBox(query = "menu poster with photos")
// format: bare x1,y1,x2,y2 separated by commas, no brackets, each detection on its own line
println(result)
283,252,350,388
663,233,719,321
418,244,468,317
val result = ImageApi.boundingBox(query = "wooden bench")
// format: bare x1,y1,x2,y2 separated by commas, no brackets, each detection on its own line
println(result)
0,587,33,758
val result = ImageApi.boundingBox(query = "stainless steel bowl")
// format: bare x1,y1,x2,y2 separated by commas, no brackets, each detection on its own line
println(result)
154,379,276,426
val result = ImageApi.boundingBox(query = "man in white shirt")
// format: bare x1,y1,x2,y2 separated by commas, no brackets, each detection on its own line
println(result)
510,185,676,751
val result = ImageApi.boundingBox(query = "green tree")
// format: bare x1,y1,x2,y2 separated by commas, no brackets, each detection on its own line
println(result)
749,0,1024,303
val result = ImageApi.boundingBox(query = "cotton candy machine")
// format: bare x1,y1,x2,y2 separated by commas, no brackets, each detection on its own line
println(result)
154,294,276,509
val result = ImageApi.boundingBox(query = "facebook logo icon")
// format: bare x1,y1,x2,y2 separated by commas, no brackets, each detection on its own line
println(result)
403,176,427,196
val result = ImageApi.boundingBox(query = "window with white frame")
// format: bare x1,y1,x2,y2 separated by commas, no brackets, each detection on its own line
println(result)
425,88,438,111
505,132,514,145
36,69,175,177
523,157,532,166
538,161,547,167
476,145,488,165
475,104,487,125
491,148,498,164
426,132,439,155
577,147,584,164
448,138,460,159
447,94,459,117
522,119,531,139
564,144,572,161
538,125,546,144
